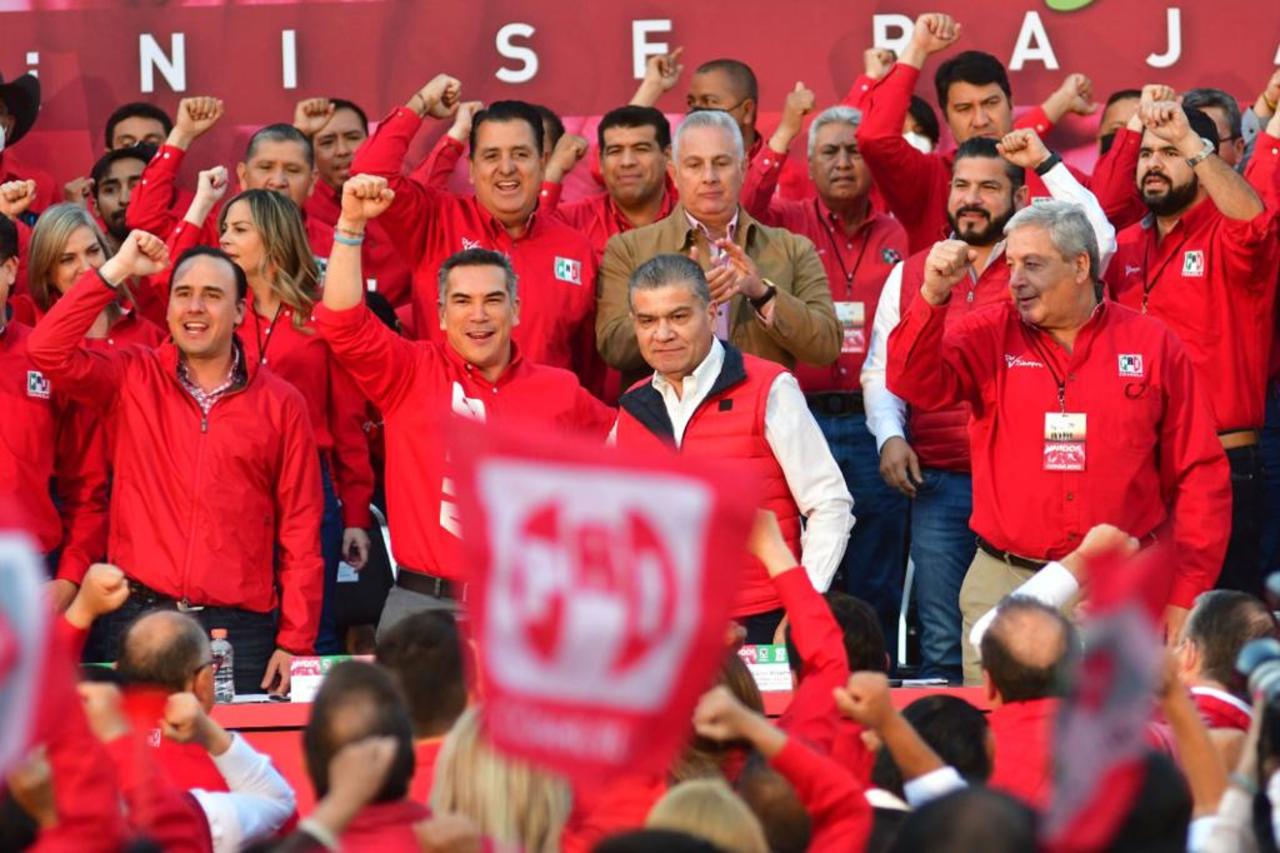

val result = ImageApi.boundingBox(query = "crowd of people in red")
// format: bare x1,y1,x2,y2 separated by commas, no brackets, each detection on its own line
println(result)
4,8,1280,850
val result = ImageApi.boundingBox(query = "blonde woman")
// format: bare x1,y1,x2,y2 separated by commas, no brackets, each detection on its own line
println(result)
431,708,572,853
179,168,375,654
647,779,769,853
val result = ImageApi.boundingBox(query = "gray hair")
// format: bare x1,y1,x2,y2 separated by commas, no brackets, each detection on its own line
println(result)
1004,200,1100,281
1181,88,1242,139
628,253,711,308
436,247,519,306
807,105,862,159
673,110,744,162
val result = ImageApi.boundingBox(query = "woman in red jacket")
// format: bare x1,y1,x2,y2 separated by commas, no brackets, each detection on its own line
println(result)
177,178,374,654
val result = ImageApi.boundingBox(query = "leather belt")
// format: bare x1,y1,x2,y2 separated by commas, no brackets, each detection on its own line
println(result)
976,537,1049,572
805,391,864,417
126,577,204,612
1219,429,1260,450
396,569,462,601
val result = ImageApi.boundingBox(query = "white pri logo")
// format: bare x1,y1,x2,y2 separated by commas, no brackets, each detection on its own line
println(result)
554,257,582,285
1118,354,1144,377
477,460,708,709
461,237,483,251
26,371,49,399
1182,250,1205,277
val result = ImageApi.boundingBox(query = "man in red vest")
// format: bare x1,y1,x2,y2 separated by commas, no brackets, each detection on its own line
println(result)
613,253,853,643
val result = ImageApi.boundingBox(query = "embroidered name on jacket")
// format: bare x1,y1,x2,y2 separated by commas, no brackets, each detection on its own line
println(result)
1004,354,1045,370
554,257,582,285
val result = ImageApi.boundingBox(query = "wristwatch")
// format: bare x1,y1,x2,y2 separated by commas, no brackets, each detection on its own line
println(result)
1034,152,1062,176
750,280,778,310
1185,137,1215,169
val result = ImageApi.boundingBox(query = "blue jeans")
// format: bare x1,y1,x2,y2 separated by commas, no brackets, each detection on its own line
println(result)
816,411,908,656
315,457,345,654
910,469,976,682
1260,384,1280,577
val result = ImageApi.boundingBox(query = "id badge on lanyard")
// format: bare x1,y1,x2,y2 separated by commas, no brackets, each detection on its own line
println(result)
1044,412,1087,471
834,301,866,354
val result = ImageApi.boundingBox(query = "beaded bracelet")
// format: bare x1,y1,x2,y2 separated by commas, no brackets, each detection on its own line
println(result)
333,232,365,247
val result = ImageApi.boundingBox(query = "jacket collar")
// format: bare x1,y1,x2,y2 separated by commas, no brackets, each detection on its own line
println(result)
441,336,526,388
619,340,749,444
663,202,761,252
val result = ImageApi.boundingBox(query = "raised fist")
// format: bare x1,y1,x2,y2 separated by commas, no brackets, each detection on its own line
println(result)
63,176,94,207
922,239,977,303
0,179,37,219
194,166,230,206
998,128,1051,170
1052,73,1099,117
833,672,895,730
910,14,962,57
174,97,225,145
644,46,685,93
340,174,396,225
1140,84,1178,106
410,75,463,120
65,563,130,629
692,685,749,742
161,692,205,745
447,101,485,143
1076,523,1140,561
1140,100,1193,147
863,48,897,81
1257,68,1280,118
293,97,336,137
545,133,589,182
100,230,170,284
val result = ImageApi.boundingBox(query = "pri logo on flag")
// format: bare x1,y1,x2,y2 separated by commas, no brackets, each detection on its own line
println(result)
1117,354,1143,377
26,371,49,400
554,256,582,285
1182,250,1205,277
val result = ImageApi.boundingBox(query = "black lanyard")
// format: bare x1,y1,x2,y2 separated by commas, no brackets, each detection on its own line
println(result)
1023,329,1068,413
1140,226,1188,313
817,211,873,297
253,303,284,365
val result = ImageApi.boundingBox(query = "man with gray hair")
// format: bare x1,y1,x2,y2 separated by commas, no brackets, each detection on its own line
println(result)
886,199,1231,684
737,94,912,649
613,252,853,641
597,109,840,393
317,175,615,634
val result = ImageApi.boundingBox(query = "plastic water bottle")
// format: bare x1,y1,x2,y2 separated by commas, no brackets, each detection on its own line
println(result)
211,629,235,703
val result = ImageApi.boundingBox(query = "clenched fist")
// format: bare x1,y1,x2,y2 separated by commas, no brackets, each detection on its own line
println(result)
99,230,170,284
0,179,37,219
340,174,396,226
921,239,977,304
293,97,336,137
409,75,463,120
173,97,225,148
997,128,1052,171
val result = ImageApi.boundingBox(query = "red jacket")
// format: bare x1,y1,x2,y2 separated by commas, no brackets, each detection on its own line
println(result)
28,269,325,653
770,736,872,852
615,347,802,617
305,179,413,308
351,108,603,391
988,697,1057,810
855,63,1099,254
314,301,614,580
408,737,443,805
122,688,229,793
0,322,108,582
561,773,667,853
887,297,1230,606
339,799,431,852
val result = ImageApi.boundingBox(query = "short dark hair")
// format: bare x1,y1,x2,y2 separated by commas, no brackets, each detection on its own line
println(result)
786,591,886,677
303,661,416,802
375,610,467,738
327,98,369,133
695,59,759,104
104,102,173,149
907,95,941,146
116,610,208,692
598,105,672,151
0,216,17,264
173,245,249,301
530,103,565,150
980,598,1074,703
889,787,1037,853
934,51,1012,112
954,136,1025,190
90,144,157,199
1105,88,1143,109
245,123,314,168
594,829,724,853
470,100,545,157
1185,590,1275,697
1105,751,1192,852
1181,88,1242,139
872,695,992,796
1180,106,1222,151
437,247,518,305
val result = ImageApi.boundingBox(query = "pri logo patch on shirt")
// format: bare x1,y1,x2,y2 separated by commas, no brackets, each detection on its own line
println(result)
1118,354,1144,378
554,256,582,285
1182,250,1205,277
881,247,902,265
26,371,50,399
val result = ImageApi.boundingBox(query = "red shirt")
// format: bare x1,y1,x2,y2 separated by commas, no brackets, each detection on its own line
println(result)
887,296,1230,607
988,697,1057,809
407,738,443,804
1108,197,1280,432
856,63,1096,254
339,799,430,852
540,178,678,264
314,301,614,580
305,180,413,308
122,688,229,793
351,108,603,391
737,160,907,389
1191,685,1252,731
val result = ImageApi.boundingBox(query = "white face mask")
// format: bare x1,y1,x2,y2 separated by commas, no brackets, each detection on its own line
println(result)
903,131,933,154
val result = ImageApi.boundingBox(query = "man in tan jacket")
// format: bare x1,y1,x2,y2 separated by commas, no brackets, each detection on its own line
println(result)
598,110,840,390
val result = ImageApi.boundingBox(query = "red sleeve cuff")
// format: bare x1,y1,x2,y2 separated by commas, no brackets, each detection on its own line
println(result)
1016,105,1054,136
342,503,374,530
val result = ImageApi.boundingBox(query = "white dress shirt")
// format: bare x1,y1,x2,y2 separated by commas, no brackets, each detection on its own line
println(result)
610,338,854,591
190,733,297,853
860,161,1119,453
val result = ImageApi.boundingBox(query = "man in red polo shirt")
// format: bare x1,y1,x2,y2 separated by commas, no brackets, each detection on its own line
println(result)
887,200,1230,684
737,100,910,652
349,76,601,390
1108,101,1280,597
315,175,613,636
856,14,1103,255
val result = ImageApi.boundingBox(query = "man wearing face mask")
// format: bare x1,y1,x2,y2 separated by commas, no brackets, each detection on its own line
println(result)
350,76,602,391
886,200,1230,684
0,71,55,219
862,129,1114,683
1108,101,1280,597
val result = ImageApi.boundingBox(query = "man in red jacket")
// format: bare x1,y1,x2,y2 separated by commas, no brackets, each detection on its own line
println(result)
28,233,324,694
887,200,1230,683
316,175,614,636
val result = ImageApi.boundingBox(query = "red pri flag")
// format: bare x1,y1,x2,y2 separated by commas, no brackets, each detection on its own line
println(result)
449,421,757,785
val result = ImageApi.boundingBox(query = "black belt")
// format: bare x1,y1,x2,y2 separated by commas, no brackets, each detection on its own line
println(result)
805,391,864,417
396,569,462,600
126,577,206,612
976,537,1049,572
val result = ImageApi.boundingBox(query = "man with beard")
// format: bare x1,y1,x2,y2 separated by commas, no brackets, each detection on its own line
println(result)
862,129,1114,682
1108,102,1280,597
89,145,154,249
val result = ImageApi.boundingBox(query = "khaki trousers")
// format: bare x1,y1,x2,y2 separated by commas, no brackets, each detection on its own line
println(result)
959,548,1038,686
